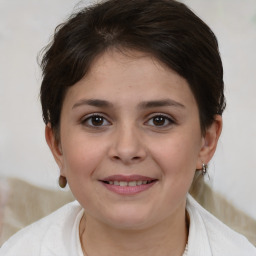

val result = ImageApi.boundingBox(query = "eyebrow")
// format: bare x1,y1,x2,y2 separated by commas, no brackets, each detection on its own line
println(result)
72,99,114,109
138,99,185,109
72,98,185,109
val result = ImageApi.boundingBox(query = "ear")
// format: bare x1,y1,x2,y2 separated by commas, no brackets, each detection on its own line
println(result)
45,124,64,175
196,115,222,169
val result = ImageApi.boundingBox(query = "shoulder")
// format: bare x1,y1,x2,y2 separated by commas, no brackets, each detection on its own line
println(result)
0,201,83,256
186,194,256,256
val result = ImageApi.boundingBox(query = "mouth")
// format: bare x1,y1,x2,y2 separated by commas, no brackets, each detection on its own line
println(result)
101,180,156,186
99,175,158,195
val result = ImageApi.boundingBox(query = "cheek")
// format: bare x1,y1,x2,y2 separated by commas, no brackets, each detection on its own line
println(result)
61,134,106,178
60,135,108,205
149,131,202,178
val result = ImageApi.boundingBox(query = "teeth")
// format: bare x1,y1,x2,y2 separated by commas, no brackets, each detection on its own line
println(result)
128,181,137,186
106,180,152,186
119,181,128,186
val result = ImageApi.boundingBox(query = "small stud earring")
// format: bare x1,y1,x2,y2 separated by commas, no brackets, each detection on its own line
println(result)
202,163,208,175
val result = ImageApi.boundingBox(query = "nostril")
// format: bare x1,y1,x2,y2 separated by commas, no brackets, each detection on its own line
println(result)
112,155,141,162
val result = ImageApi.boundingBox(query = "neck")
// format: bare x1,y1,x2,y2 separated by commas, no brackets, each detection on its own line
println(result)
79,206,188,256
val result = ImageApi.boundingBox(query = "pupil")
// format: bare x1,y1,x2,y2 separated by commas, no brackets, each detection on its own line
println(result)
153,116,165,126
92,116,103,126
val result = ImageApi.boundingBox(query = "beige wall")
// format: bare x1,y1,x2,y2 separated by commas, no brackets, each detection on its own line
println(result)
0,0,255,219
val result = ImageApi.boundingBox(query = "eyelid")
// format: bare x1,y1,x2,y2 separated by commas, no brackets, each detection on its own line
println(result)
80,113,112,126
144,113,176,127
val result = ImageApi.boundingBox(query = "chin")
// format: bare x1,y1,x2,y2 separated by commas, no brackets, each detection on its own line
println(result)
99,207,156,230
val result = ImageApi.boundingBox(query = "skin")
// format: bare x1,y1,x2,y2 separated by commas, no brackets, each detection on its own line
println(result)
46,49,222,256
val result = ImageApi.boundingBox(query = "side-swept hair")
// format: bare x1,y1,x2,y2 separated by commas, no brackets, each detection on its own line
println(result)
40,0,225,137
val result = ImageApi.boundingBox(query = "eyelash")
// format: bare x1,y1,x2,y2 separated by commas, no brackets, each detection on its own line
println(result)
80,113,175,128
81,113,111,128
145,114,175,128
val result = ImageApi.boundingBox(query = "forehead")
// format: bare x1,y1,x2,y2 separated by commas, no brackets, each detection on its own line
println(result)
62,49,197,110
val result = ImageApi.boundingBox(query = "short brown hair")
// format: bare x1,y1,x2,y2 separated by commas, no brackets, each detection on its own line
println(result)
40,0,226,136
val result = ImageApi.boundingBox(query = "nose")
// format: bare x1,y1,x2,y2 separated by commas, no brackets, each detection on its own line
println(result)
108,124,147,165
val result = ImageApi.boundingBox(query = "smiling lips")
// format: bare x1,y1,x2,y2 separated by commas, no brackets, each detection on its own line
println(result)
100,175,158,195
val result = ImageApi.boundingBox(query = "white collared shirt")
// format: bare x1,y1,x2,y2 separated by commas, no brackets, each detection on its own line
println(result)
1,195,255,256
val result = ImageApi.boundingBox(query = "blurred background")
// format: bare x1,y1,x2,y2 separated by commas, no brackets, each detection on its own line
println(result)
0,0,256,220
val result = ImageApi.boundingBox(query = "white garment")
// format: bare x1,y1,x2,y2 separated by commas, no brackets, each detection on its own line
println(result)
0,195,255,256
0,201,84,256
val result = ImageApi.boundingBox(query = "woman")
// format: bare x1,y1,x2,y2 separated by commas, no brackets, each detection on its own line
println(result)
1,0,255,255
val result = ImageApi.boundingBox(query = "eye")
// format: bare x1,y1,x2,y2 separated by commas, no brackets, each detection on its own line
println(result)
81,114,111,127
146,114,174,127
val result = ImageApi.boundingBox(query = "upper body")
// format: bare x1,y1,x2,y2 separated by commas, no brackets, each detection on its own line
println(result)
1,195,255,256
3,0,253,255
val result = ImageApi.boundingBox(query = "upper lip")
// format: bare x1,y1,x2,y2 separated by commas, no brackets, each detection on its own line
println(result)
100,175,157,182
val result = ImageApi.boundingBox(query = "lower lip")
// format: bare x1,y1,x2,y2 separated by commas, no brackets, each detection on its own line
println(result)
101,181,156,195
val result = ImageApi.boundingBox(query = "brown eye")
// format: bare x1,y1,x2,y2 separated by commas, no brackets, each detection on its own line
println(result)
91,116,104,126
153,116,166,126
146,114,174,127
82,114,110,127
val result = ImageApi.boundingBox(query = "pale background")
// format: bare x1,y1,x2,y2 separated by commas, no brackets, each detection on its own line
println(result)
0,0,255,219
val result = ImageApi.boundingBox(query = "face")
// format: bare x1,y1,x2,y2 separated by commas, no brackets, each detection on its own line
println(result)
47,49,220,230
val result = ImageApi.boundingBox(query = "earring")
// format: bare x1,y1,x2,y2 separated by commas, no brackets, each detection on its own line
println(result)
202,163,208,175
59,175,67,188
